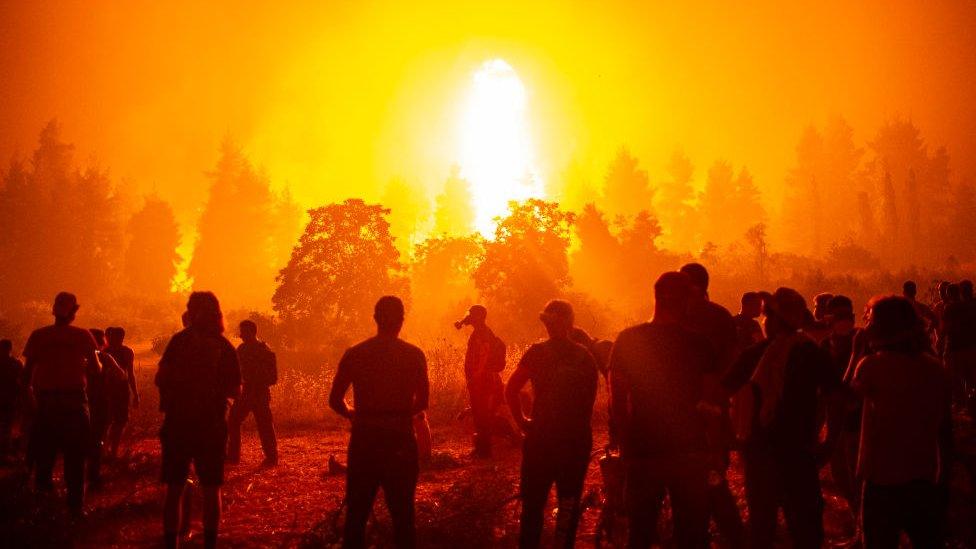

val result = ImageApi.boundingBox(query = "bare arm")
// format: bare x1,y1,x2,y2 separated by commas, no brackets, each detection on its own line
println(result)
328,352,354,420
608,344,629,449
413,352,430,415
127,351,140,403
505,362,533,434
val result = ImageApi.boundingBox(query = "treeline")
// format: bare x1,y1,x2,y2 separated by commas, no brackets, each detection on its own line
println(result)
1,118,974,348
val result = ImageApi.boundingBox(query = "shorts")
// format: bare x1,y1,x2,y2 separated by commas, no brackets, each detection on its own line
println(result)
160,416,228,486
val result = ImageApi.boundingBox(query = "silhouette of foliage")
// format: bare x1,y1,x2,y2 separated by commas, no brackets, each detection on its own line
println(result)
410,235,484,333
433,167,475,236
124,195,181,297
603,148,655,220
473,199,573,340
273,199,407,348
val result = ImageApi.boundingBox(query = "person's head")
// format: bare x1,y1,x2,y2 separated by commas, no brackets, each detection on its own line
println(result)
455,304,488,329
654,271,693,322
946,283,961,303
961,280,974,301
813,293,834,321
939,281,951,301
539,300,574,339
0,339,11,358
679,263,709,299
238,320,258,342
90,328,106,348
865,296,922,354
105,326,125,347
185,291,224,335
825,295,855,335
52,292,79,324
764,287,809,338
902,280,918,299
374,295,405,336
740,292,762,318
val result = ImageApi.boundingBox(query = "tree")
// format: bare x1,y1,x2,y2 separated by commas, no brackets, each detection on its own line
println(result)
473,199,574,341
410,235,484,333
947,182,976,262
188,139,293,309
657,150,699,250
432,167,475,236
745,223,769,284
273,199,407,348
0,120,125,308
124,196,181,297
382,178,431,258
603,148,655,221
699,161,737,245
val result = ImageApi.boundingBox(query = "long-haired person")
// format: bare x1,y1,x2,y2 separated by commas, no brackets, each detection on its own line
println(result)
156,292,241,549
851,296,951,548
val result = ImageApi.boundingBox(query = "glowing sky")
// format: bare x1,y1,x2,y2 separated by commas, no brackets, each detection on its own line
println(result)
2,1,975,231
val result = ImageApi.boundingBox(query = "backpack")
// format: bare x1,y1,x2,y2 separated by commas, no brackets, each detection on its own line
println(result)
487,334,507,373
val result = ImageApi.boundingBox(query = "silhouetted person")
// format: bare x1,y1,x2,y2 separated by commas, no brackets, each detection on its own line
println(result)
943,281,976,408
227,320,278,466
679,263,744,548
717,288,844,549
87,328,124,489
156,292,241,549
807,292,835,343
506,300,598,549
330,296,429,549
0,339,23,463
852,296,951,548
733,292,764,353
104,326,138,460
456,304,507,458
23,292,100,514
903,280,938,336
820,295,861,527
610,271,717,548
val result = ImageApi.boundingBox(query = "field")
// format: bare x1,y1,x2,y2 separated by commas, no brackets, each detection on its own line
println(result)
1,343,975,548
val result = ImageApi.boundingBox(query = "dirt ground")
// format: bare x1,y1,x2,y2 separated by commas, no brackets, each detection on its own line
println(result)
1,415,975,547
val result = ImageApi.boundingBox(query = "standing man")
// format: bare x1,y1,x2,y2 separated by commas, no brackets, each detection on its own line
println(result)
227,320,278,467
156,292,241,549
717,288,844,549
610,272,717,548
679,263,744,548
23,292,100,515
505,300,598,548
456,304,506,458
733,292,765,353
104,327,138,460
87,328,124,489
0,339,24,463
329,296,429,549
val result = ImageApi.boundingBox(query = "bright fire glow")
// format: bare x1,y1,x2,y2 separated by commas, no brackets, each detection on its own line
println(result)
459,59,544,238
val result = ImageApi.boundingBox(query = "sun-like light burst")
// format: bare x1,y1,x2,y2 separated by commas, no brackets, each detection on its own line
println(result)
459,59,544,238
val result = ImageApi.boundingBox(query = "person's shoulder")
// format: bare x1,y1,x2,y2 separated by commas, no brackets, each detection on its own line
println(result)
705,300,734,320
395,338,426,358
617,322,651,341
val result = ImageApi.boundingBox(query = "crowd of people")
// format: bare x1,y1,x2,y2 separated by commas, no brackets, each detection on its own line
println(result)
1,263,974,548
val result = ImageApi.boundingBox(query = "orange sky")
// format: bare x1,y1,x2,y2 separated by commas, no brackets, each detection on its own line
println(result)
2,1,975,228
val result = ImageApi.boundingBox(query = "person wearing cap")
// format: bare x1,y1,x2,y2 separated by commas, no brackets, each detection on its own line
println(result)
22,292,101,514
678,263,744,548
330,296,429,549
156,292,241,549
456,304,507,458
717,287,844,549
610,271,719,548
505,300,598,548
852,296,951,548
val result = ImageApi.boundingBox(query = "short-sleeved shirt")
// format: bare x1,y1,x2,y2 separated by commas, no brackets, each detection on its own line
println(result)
685,300,738,373
156,328,240,422
610,322,717,458
23,324,98,392
334,336,428,432
722,337,841,452
105,344,136,401
237,340,277,388
514,339,598,443
854,352,949,485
